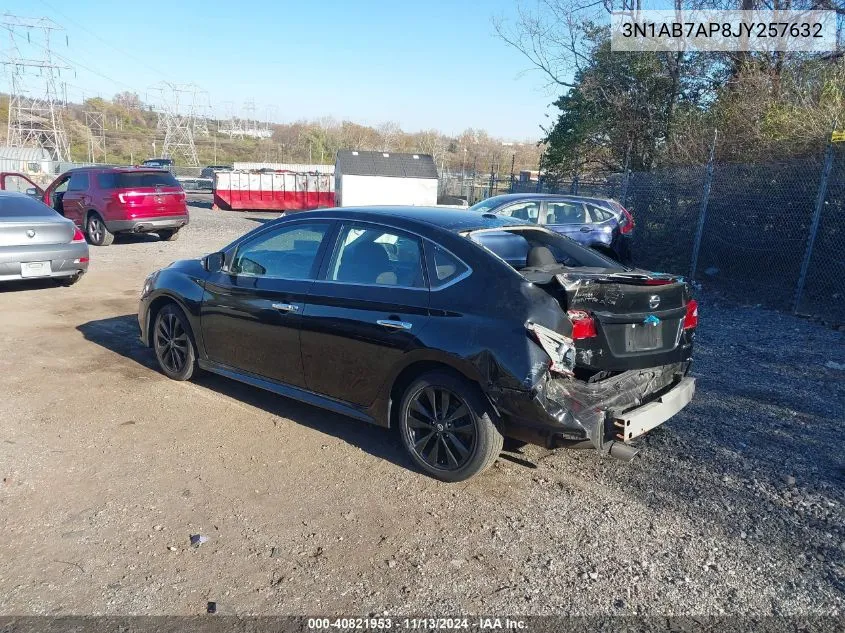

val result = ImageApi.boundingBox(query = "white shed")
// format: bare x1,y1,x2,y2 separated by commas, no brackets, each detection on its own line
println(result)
335,151,438,207
0,146,52,176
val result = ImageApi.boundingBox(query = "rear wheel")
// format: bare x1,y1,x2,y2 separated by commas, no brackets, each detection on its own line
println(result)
86,213,114,246
398,371,503,482
153,304,196,381
158,229,180,241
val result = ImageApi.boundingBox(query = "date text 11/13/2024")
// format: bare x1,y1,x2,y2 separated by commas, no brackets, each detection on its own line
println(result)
307,618,527,630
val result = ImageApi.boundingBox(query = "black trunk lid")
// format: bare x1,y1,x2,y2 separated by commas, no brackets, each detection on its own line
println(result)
529,267,695,371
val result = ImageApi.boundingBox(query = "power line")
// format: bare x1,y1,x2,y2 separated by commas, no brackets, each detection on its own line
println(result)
38,0,175,82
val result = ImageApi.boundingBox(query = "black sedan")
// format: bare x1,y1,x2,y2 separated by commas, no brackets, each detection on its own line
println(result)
139,207,697,481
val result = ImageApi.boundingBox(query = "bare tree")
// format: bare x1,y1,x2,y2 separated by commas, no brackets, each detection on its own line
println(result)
377,121,402,151
493,0,617,89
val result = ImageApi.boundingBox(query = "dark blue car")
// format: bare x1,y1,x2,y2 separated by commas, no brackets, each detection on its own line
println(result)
468,194,634,263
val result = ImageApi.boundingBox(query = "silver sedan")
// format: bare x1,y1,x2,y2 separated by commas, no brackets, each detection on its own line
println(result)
0,191,89,285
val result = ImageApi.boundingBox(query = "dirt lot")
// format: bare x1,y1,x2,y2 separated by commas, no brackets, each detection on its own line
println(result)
0,200,843,616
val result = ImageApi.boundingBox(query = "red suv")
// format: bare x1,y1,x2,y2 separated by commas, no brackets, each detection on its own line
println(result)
42,167,189,246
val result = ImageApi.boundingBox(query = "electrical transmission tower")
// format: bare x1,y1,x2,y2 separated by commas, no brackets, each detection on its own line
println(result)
241,100,271,139
191,90,211,138
149,81,201,166
218,100,244,138
83,110,106,163
1,14,71,161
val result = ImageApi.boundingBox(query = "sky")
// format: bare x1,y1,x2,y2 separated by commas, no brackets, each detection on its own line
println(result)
2,0,562,141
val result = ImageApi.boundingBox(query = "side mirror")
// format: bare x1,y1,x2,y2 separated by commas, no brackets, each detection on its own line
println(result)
204,252,225,273
25,187,38,197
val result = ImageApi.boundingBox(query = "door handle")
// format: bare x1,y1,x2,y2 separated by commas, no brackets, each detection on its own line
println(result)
580,226,592,232
272,303,299,312
377,319,412,330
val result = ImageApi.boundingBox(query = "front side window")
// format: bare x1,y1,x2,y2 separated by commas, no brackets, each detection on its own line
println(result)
53,178,70,194
498,201,540,223
3,174,38,194
231,222,330,279
327,224,424,288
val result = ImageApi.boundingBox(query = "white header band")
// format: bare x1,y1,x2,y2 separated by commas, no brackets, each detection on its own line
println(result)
611,10,837,52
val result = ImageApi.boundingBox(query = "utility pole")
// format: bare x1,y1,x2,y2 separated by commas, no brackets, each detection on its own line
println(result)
1,15,71,161
509,153,515,193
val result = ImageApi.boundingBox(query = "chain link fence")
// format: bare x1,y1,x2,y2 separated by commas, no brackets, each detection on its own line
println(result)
0,155,208,190
440,143,845,327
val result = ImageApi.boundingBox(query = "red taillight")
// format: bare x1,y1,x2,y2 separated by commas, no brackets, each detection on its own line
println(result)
619,206,634,235
683,299,699,330
567,310,597,339
72,227,85,242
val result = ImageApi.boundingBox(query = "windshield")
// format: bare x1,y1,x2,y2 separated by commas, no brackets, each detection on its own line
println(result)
466,226,626,271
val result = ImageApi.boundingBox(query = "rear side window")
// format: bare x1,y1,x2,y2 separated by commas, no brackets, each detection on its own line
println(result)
327,224,425,288
587,203,614,222
426,243,469,288
97,173,115,189
67,172,90,192
100,171,180,189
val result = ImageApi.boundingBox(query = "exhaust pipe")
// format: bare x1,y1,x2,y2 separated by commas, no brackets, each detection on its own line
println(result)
607,441,639,462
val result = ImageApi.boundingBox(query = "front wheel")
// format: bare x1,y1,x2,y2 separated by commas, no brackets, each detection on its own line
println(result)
398,371,503,482
153,304,197,381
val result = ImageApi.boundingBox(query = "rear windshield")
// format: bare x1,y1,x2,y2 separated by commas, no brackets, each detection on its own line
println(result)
467,227,625,271
0,193,60,218
98,171,180,189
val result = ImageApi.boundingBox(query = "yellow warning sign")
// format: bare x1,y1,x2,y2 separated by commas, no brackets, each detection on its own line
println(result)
832,130,845,142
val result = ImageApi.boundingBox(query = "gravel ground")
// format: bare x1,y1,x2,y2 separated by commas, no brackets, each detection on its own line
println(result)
0,199,843,616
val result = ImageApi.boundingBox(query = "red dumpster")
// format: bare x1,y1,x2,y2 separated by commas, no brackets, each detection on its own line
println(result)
213,170,335,211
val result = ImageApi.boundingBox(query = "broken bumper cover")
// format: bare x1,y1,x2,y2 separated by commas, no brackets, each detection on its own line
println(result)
612,377,694,442
498,361,693,453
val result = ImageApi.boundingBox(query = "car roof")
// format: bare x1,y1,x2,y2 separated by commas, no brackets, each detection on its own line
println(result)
281,206,525,233
477,193,618,205
62,166,170,174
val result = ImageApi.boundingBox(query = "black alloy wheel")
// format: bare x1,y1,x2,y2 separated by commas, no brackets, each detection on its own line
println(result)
406,385,477,471
153,304,196,381
399,371,503,481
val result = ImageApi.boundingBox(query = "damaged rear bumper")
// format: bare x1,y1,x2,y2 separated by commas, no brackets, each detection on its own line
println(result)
498,361,693,456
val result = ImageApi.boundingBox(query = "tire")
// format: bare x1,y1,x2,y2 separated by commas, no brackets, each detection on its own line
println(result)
159,229,180,242
86,212,114,246
58,273,83,287
398,371,503,482
152,303,197,381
